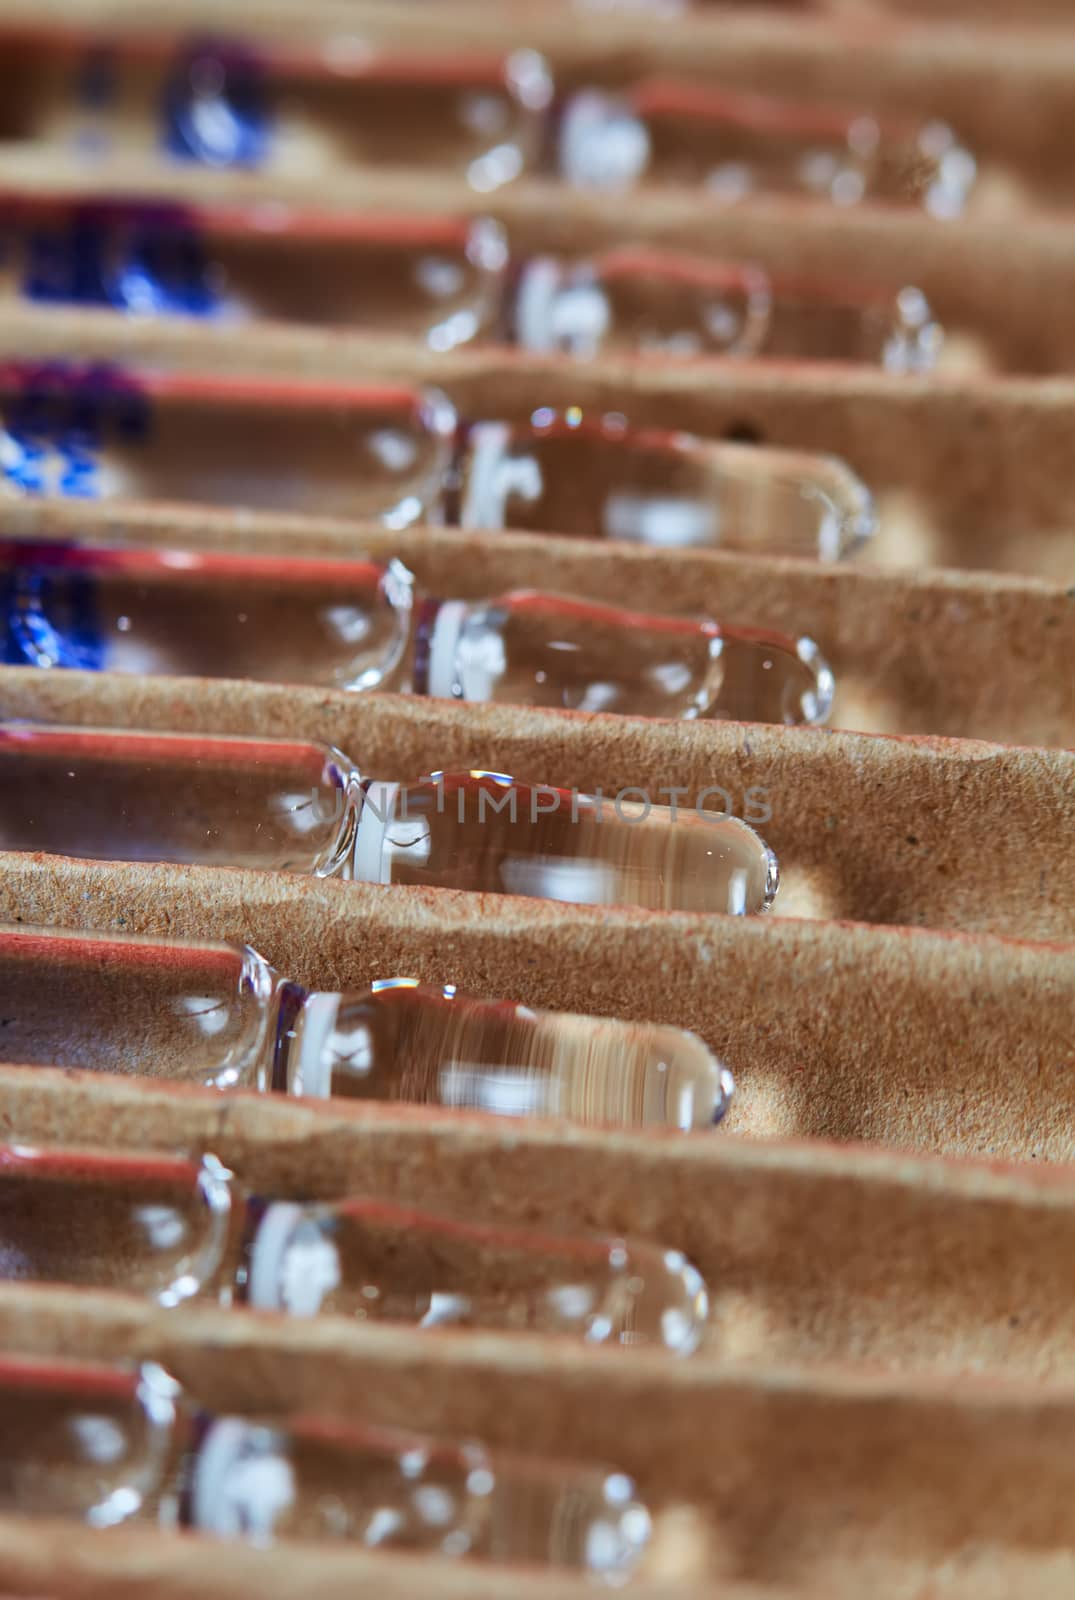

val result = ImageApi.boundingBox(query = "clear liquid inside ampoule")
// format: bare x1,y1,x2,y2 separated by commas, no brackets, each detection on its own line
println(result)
190,1415,650,1575
0,1356,181,1528
354,776,778,913
283,982,732,1130
0,542,415,692
0,924,276,1088
514,252,772,360
0,726,361,877
458,418,875,561
0,1145,237,1304
0,379,455,525
202,219,508,345
247,1195,709,1353
430,591,832,726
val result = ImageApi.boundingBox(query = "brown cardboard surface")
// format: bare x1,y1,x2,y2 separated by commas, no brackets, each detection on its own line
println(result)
3,502,1072,748
0,855,1071,1162
1,303,1074,577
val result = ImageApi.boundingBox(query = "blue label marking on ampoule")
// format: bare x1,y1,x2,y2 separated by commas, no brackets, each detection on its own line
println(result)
0,548,106,671
162,40,272,169
0,362,152,501
21,203,218,317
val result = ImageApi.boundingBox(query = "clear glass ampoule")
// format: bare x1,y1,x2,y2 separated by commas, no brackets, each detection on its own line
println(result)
0,31,554,188
0,196,510,349
0,541,833,726
0,1352,651,1575
512,248,943,372
456,410,876,561
0,725,778,915
0,541,417,692
559,81,977,218
0,925,735,1129
0,1141,709,1352
417,590,834,724
0,364,457,525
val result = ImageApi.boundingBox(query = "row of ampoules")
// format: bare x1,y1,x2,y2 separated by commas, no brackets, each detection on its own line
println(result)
0,725,780,914
0,1349,654,1575
0,369,877,565
0,197,944,372
0,29,976,216
0,538,835,726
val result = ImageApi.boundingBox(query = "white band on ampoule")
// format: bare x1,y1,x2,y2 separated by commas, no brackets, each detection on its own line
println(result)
248,1202,305,1310
459,422,512,529
353,782,402,886
285,991,342,1098
514,258,566,352
192,1419,296,1539
427,600,468,700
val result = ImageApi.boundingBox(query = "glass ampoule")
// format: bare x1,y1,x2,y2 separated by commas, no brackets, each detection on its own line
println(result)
0,30,553,188
512,248,943,372
417,589,834,724
0,725,779,915
0,1353,651,1575
457,410,876,561
0,924,735,1130
559,81,977,218
0,540,834,727
0,196,511,350
0,1142,709,1352
0,364,457,526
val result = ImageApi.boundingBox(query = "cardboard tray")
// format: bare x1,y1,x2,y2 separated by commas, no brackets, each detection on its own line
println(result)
0,3,1073,1597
